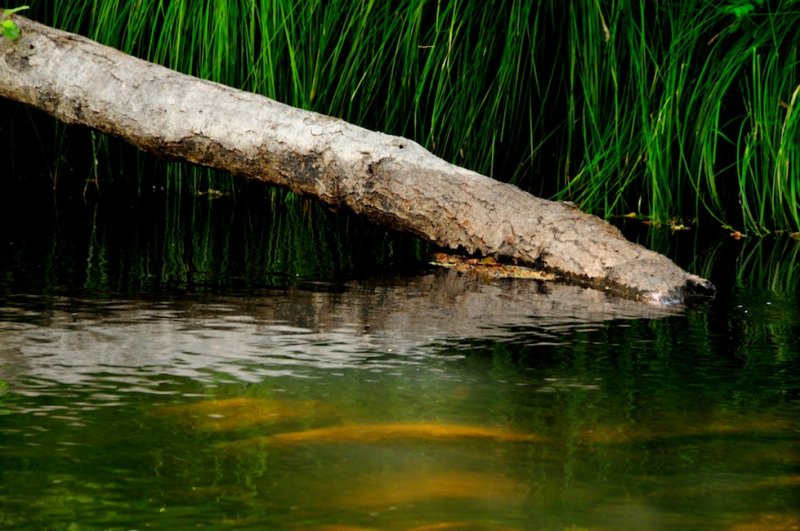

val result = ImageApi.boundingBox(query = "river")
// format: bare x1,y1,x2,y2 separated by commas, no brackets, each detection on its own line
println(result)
1,180,798,530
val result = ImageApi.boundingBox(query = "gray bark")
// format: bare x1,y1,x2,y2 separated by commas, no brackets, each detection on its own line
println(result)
0,16,714,304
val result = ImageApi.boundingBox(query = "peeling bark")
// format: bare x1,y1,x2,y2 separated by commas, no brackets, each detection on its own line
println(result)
0,16,714,304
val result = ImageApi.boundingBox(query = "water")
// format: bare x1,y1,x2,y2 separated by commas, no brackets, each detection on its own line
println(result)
1,182,798,530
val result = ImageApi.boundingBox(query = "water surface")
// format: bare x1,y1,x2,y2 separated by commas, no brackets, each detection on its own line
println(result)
1,183,798,530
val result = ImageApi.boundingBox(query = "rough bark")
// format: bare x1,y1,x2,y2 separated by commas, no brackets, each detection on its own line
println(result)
0,16,714,304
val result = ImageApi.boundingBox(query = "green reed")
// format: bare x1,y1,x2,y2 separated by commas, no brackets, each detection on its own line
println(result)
26,0,541,193
19,0,800,235
562,0,799,234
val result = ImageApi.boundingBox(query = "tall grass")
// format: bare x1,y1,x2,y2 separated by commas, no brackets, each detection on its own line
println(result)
17,0,800,235
33,0,538,178
563,0,799,235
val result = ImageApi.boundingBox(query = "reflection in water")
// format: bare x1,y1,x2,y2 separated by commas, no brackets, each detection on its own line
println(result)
2,150,799,529
0,270,681,387
0,272,798,529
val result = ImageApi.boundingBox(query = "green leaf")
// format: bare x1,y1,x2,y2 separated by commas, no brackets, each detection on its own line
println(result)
0,5,28,40
1,20,20,40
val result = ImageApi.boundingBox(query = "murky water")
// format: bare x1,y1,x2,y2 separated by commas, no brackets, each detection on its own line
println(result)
1,183,799,529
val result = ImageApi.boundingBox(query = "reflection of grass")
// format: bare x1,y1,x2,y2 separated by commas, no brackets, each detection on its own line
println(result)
628,225,799,296
15,1,798,234
0,173,423,293
732,238,800,293
73,181,423,292
692,236,800,295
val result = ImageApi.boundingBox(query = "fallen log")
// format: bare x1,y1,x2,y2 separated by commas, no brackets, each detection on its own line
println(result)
0,16,714,304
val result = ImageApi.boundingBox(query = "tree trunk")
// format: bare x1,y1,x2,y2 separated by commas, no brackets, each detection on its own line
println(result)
0,16,714,304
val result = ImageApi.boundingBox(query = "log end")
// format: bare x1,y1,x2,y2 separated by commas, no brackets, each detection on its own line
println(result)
633,274,716,305
603,257,716,305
